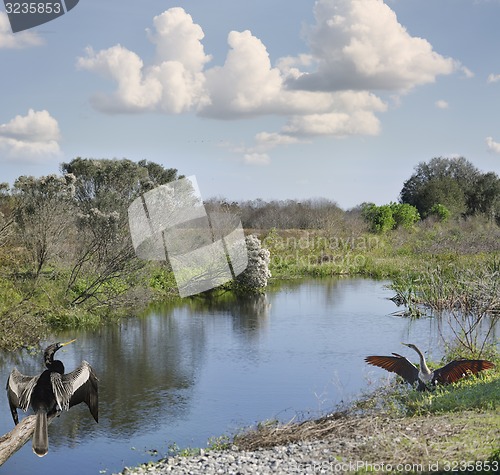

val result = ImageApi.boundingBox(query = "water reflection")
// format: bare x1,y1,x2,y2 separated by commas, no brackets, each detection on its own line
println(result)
0,278,496,475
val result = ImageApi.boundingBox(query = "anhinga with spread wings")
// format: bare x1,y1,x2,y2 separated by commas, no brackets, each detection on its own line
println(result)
365,343,495,391
6,339,98,457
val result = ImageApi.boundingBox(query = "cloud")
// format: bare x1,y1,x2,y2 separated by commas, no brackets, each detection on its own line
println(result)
486,136,500,154
0,109,61,160
255,132,302,148
0,12,44,49
201,30,283,118
77,8,211,113
243,153,270,166
487,73,500,83
78,2,461,164
288,0,458,92
435,100,449,109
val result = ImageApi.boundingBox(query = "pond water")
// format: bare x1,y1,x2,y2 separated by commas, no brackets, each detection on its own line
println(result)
0,278,484,474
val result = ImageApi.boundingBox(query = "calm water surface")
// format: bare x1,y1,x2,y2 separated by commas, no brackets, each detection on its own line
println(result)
0,278,460,474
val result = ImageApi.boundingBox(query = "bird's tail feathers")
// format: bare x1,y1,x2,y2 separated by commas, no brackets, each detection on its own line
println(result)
32,410,49,457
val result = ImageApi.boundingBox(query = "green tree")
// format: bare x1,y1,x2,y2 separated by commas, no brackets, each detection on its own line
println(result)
390,203,420,229
400,157,479,217
467,172,500,222
60,158,182,307
362,204,395,233
429,203,451,222
61,157,181,214
0,183,14,249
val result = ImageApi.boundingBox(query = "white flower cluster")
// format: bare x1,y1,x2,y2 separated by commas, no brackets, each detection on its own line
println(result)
236,234,271,290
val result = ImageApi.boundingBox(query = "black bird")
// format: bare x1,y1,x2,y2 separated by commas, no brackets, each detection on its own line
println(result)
6,339,98,457
365,342,495,391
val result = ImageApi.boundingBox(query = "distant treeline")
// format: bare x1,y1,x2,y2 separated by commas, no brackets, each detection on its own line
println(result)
206,197,352,231
208,156,500,230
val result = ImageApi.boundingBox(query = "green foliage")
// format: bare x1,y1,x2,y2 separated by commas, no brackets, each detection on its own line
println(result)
467,171,500,222
61,157,181,214
206,435,232,451
362,203,419,233
401,366,499,416
390,203,420,229
0,278,47,350
149,266,178,296
371,205,395,233
42,307,103,329
429,203,451,222
400,156,500,221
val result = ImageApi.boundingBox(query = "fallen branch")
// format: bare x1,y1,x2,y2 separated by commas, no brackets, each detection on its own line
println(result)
0,414,57,466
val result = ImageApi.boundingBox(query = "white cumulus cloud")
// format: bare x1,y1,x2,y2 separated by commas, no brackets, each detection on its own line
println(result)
487,73,500,83
77,8,211,114
486,136,500,154
77,2,462,164
0,12,44,49
435,100,449,109
0,109,61,160
289,0,458,92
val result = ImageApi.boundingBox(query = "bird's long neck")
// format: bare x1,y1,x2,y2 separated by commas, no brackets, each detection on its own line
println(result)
411,345,431,375
45,353,64,374
47,360,64,374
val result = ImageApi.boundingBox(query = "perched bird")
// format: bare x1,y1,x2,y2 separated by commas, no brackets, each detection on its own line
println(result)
365,342,495,391
6,339,98,457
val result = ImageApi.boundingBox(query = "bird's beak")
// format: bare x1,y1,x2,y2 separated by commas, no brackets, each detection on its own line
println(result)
60,338,76,347
401,342,409,347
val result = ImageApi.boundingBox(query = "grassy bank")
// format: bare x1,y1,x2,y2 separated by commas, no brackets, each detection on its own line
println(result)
231,360,500,474
259,218,500,280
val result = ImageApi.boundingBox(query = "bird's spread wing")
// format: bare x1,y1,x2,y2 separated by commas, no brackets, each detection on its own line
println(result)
433,359,495,384
6,368,40,412
365,354,419,384
51,360,98,422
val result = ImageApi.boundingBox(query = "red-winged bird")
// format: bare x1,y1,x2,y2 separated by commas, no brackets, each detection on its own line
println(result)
365,343,495,391
6,339,98,456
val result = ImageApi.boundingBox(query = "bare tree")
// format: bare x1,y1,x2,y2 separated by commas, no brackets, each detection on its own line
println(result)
12,174,76,278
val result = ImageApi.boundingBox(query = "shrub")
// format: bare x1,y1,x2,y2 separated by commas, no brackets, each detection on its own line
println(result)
234,235,271,291
390,203,420,229
429,203,451,222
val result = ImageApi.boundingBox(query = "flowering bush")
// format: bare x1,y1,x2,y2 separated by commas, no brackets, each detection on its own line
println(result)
235,234,271,291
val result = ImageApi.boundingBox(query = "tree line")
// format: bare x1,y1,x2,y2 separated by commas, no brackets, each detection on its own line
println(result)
208,157,500,231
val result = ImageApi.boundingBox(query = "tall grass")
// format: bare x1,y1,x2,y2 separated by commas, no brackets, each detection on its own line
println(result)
389,263,499,357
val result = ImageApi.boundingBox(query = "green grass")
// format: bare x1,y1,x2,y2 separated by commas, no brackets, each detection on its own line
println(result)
401,366,499,416
262,224,500,281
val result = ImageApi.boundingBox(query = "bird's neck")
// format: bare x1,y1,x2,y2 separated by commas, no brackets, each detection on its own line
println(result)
46,359,64,374
412,346,431,375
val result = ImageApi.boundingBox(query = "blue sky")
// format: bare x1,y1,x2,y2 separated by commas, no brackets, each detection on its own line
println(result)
1,0,499,209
